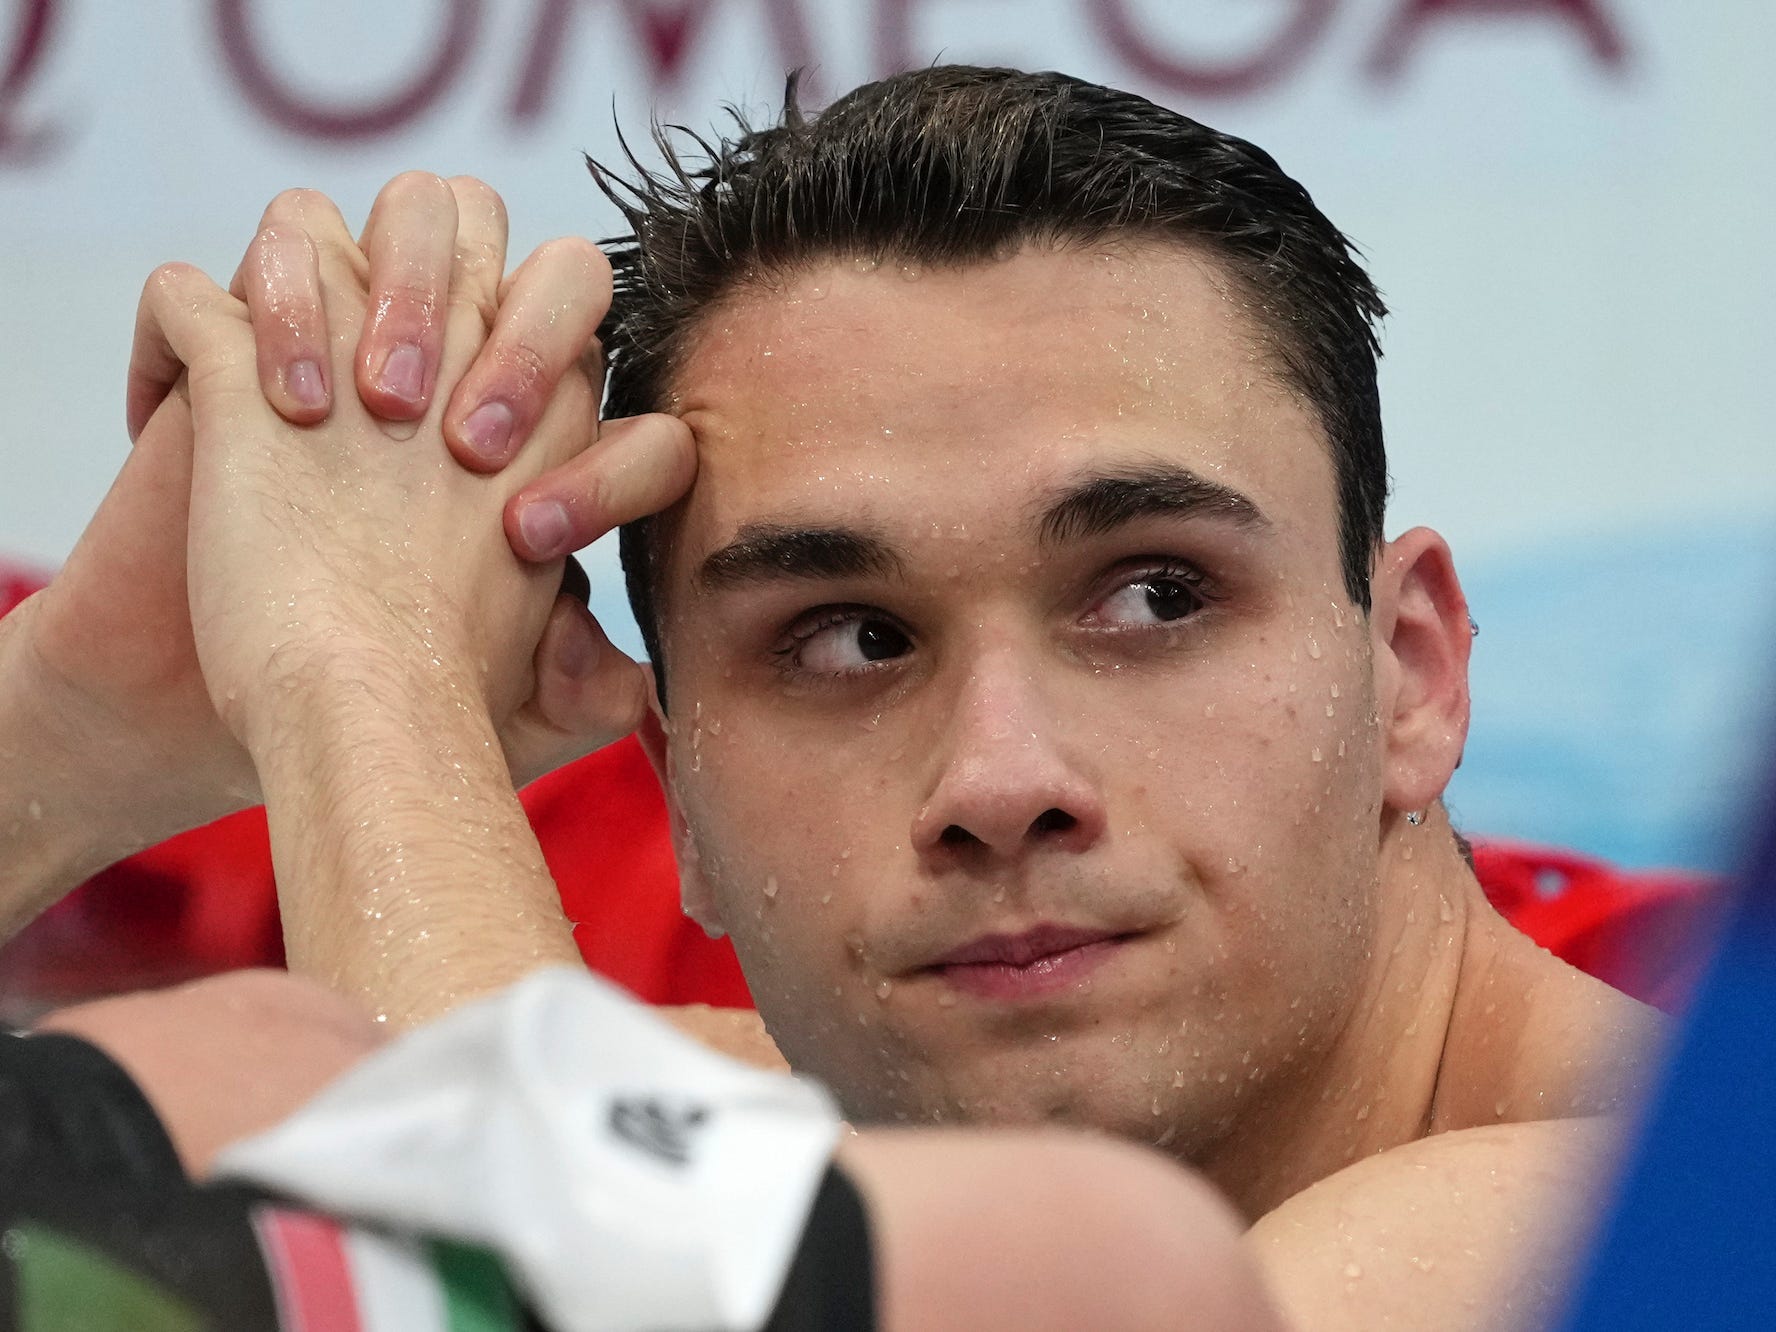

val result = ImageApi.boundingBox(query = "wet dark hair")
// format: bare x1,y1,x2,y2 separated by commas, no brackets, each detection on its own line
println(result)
593,65,1388,702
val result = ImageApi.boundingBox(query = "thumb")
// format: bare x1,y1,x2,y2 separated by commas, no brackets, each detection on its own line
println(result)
502,593,650,787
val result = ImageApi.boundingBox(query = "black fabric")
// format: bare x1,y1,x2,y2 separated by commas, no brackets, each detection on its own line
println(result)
0,1030,185,1189
762,1164,879,1332
0,1030,286,1327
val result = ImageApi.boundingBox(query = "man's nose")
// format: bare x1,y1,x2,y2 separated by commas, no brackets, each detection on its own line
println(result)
910,654,1107,860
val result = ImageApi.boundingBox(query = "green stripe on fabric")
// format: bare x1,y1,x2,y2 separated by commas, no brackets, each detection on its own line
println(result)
428,1238,523,1332
11,1223,204,1332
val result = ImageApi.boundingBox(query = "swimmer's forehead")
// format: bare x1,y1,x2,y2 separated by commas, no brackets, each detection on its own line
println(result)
662,244,1335,584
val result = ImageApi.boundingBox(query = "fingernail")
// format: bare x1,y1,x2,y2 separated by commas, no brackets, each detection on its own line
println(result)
518,499,572,559
461,400,515,463
556,609,600,680
287,359,326,409
377,342,425,403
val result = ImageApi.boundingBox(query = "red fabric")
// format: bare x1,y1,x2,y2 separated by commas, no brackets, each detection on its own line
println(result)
522,738,753,1007
0,553,1728,1013
1470,840,1725,1012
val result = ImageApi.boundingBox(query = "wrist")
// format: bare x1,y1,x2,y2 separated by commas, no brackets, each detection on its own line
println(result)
246,640,575,1026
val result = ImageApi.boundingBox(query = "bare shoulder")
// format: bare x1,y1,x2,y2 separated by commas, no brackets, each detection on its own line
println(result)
1247,1116,1627,1332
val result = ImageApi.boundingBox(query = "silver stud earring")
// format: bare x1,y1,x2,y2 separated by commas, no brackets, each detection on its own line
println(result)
1405,810,1425,826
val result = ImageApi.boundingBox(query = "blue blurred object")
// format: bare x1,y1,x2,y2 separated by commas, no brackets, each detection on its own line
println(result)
1561,758,1776,1328
1453,522,1776,872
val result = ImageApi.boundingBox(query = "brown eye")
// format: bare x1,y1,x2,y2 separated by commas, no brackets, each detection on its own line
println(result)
1089,566,1208,629
855,619,910,662
1141,576,1201,623
789,612,913,676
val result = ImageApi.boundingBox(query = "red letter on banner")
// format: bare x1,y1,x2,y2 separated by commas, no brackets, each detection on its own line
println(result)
1090,0,1338,97
0,0,62,164
215,0,480,141
1370,0,1628,80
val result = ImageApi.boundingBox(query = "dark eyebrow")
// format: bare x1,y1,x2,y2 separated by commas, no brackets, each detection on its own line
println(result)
1036,463,1269,547
694,523,905,593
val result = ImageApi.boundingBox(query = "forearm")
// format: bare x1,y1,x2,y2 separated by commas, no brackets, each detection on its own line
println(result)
248,639,577,1027
0,603,213,933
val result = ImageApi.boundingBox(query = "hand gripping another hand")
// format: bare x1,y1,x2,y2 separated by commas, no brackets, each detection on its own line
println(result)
138,172,692,771
2,172,693,927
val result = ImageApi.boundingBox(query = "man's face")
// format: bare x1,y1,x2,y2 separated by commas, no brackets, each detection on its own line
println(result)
652,243,1387,1156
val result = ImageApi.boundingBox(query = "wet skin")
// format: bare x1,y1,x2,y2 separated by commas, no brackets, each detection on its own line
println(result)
640,242,1658,1222
649,245,1380,1126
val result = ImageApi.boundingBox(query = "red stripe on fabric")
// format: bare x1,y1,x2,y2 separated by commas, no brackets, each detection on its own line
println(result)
254,1207,366,1332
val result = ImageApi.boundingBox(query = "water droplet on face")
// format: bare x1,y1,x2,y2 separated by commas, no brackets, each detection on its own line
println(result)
1344,1262,1363,1280
1355,1103,1371,1121
1226,857,1244,874
821,891,833,906
937,991,957,1008
762,875,780,900
1311,747,1323,763
875,980,893,1000
1150,1097,1162,1116
1172,1070,1186,1088
1307,637,1322,660
992,886,1006,903
1330,683,1341,699
1494,1099,1508,1117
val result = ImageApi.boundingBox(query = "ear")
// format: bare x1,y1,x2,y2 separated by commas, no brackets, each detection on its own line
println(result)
635,673,728,940
1367,527,1472,818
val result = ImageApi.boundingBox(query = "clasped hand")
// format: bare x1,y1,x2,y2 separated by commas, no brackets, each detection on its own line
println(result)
5,172,691,887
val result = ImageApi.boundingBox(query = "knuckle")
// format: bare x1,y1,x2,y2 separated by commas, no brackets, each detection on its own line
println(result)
570,465,613,527
538,235,612,284
446,175,507,227
501,336,553,393
144,260,198,297
384,168,450,202
375,274,441,315
262,186,331,228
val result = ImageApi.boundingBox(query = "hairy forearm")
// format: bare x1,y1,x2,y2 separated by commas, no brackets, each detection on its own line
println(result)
247,638,577,1028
